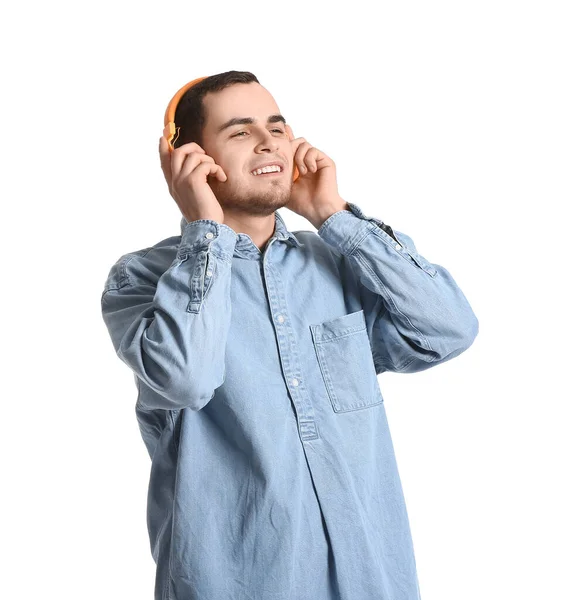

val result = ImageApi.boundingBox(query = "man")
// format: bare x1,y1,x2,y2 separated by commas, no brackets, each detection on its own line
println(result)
101,70,479,600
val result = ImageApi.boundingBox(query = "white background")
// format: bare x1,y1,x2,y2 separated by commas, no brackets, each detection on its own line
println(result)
2,0,564,598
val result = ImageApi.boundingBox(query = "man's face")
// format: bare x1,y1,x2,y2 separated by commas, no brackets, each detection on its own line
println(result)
200,82,294,216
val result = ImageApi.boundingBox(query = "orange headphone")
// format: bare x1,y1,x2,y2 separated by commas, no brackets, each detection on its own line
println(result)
163,76,300,182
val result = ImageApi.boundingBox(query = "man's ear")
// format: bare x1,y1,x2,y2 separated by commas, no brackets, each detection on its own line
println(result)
285,124,295,141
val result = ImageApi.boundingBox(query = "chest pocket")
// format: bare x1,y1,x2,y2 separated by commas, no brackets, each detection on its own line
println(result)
310,309,383,413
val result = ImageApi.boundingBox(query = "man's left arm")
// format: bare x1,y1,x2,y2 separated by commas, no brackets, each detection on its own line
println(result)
315,201,479,374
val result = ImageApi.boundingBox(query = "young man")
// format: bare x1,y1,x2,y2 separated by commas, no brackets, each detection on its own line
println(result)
101,70,479,600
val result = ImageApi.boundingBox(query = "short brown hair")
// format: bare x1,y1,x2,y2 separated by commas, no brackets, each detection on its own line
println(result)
172,70,260,149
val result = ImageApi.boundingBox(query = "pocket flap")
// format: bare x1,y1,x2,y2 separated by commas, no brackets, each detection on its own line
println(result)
310,309,365,342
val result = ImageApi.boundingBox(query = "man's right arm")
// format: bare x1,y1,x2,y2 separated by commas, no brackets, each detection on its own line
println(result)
101,219,237,412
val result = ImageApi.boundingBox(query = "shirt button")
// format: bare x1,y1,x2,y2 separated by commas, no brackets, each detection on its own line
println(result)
395,243,402,250
205,232,214,239
206,270,213,277
277,315,285,323
291,378,299,387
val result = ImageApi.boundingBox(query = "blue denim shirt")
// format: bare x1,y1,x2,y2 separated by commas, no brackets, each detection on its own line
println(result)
101,201,478,600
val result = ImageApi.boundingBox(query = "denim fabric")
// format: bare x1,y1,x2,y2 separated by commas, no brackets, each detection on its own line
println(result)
101,201,479,600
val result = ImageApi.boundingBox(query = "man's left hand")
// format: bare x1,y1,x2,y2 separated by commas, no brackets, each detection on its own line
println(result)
285,125,348,228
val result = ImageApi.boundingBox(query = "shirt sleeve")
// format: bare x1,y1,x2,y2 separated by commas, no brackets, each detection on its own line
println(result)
317,202,479,374
100,219,237,411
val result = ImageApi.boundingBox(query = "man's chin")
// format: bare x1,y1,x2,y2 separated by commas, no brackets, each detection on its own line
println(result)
212,190,290,216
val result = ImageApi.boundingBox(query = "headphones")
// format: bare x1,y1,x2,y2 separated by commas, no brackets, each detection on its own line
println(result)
163,76,300,182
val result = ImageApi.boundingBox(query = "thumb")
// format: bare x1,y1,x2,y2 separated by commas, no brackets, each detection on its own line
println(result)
158,136,173,189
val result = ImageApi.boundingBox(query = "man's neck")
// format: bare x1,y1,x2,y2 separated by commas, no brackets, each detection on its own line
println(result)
222,211,277,252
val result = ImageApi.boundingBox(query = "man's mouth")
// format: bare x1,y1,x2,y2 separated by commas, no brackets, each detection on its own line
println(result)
251,165,284,176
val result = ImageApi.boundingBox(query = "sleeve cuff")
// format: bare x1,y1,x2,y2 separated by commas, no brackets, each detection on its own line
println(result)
317,201,392,256
317,202,438,276
178,218,238,262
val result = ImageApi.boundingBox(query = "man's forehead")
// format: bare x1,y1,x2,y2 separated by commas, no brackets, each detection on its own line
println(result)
207,87,279,113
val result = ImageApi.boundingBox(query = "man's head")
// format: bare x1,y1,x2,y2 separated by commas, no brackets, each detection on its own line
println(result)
173,70,295,216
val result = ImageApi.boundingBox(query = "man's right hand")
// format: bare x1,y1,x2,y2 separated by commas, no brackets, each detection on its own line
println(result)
159,135,227,224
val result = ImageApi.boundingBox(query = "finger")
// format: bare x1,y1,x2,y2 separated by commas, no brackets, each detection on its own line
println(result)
178,153,215,180
190,161,227,183
212,164,227,182
293,141,312,174
170,142,206,179
290,136,306,152
303,147,320,172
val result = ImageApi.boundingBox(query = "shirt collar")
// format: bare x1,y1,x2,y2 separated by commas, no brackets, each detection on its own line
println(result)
179,210,304,248
273,210,304,247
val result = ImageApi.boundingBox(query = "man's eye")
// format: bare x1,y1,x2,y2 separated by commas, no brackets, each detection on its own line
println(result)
232,129,284,138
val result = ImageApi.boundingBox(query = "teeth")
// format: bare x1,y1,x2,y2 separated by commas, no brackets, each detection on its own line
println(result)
252,165,281,175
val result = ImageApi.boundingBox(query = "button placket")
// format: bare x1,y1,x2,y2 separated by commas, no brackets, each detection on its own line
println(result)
262,256,319,441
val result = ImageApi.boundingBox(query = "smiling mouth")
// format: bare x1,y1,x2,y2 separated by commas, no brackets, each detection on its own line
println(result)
251,170,284,178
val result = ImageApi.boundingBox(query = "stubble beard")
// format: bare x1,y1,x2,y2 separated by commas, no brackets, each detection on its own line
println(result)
209,175,293,217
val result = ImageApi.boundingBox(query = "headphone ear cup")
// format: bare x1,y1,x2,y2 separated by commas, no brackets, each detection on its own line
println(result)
163,123,176,152
164,76,209,149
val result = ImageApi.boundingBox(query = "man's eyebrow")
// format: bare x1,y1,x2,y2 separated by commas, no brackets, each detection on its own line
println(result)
217,114,286,134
